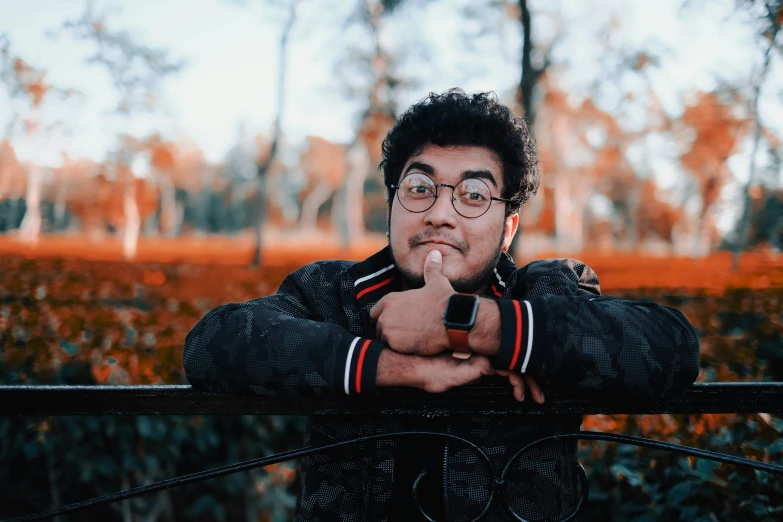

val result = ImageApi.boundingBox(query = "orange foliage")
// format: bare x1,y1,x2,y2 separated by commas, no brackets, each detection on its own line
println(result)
145,136,208,191
66,166,159,236
0,141,25,198
525,185,556,234
633,52,650,71
680,91,747,215
150,142,175,171
0,235,781,294
13,58,49,107
300,135,348,191
358,110,395,165
637,179,682,244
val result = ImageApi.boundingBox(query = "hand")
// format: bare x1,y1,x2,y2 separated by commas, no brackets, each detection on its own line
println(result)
376,350,545,403
496,370,545,404
415,353,497,393
370,249,455,356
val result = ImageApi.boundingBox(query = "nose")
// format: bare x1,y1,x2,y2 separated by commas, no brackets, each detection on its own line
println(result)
424,188,458,229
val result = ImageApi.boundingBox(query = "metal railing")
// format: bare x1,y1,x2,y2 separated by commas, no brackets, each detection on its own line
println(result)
2,382,783,521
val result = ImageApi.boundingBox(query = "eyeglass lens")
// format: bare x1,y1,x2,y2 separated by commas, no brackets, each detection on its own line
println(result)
396,173,493,218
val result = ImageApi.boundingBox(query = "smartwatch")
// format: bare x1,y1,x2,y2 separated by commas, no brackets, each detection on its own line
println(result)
442,294,480,358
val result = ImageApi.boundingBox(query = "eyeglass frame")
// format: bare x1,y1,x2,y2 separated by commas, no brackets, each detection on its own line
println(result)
389,173,513,219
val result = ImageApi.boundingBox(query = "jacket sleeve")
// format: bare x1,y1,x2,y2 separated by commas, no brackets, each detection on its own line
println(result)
183,263,385,397
490,259,700,398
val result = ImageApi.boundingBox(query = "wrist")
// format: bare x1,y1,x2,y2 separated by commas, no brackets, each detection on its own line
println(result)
376,349,426,389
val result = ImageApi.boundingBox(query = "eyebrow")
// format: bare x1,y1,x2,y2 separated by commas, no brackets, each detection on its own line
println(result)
403,162,499,190
460,170,498,190
404,161,434,176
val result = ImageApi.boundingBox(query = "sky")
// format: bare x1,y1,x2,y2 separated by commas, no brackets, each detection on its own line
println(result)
1,0,781,231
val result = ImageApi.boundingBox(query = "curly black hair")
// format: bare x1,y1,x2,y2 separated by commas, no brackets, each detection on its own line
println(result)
379,89,539,216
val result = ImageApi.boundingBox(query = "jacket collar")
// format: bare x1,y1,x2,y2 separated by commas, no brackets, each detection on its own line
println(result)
348,245,401,309
492,249,518,299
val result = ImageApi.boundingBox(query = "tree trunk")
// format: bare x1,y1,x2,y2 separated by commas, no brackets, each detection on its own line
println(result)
54,185,68,232
518,0,544,127
343,143,369,246
251,0,300,266
158,174,178,236
251,178,267,266
511,0,548,257
122,183,140,260
19,165,42,243
299,182,332,231
733,1,780,269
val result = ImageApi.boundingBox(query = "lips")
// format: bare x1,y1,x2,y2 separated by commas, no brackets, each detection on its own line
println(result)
418,240,459,250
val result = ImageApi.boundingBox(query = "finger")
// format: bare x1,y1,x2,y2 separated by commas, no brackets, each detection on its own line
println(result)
423,249,444,285
369,297,386,320
496,370,524,402
507,372,525,402
524,374,545,404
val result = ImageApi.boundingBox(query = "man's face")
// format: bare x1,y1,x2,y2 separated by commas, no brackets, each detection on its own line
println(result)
388,144,519,294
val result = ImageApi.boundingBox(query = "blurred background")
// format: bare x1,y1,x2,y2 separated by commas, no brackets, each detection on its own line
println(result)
1,0,782,520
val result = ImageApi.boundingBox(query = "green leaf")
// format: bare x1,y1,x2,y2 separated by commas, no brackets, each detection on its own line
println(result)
632,510,658,522
611,463,643,487
768,439,783,455
695,459,719,476
666,481,692,507
679,505,700,521
137,416,152,438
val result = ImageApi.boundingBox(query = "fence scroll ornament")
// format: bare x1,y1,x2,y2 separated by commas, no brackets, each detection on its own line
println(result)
2,383,783,521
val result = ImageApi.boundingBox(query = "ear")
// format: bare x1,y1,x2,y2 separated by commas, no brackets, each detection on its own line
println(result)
501,212,519,252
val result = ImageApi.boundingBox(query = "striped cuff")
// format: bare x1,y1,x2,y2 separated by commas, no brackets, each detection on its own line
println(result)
342,336,385,395
489,300,535,373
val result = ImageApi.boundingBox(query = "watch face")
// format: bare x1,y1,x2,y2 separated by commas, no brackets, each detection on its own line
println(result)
445,294,479,327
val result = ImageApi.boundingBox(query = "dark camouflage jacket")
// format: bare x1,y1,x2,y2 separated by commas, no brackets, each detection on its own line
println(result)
183,246,700,521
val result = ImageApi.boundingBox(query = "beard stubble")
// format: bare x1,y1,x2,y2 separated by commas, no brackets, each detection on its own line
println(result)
389,226,506,294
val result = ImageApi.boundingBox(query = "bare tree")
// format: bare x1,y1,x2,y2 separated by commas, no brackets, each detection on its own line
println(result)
62,0,182,259
732,0,782,268
0,34,78,243
247,0,301,266
518,0,549,127
334,0,406,247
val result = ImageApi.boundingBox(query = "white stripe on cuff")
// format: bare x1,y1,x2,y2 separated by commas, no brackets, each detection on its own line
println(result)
343,337,361,394
520,300,534,373
354,264,395,286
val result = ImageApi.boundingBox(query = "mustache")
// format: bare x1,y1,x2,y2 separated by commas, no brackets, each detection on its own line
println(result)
408,230,469,254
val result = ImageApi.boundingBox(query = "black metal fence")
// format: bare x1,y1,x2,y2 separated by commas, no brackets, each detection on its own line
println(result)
2,382,783,521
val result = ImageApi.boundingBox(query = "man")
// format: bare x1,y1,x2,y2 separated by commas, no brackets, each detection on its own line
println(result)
183,89,700,521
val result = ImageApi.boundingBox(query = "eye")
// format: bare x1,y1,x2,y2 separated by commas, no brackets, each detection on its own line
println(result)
402,174,436,198
455,179,490,205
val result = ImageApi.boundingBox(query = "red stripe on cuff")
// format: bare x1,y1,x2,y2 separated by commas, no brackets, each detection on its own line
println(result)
355,339,372,394
509,300,523,370
356,276,396,300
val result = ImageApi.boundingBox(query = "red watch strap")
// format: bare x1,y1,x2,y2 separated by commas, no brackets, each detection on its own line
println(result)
447,328,471,355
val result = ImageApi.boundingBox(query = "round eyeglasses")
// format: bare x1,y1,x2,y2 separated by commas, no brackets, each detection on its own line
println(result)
390,173,512,218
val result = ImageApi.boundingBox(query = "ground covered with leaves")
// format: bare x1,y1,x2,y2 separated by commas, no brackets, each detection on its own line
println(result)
1,252,782,521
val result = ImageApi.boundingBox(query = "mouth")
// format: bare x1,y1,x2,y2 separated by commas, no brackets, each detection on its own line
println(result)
418,240,460,251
